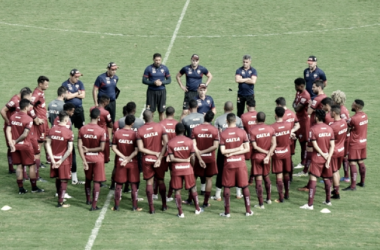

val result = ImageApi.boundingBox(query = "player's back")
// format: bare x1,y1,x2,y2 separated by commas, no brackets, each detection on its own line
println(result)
272,121,292,149
310,94,327,126
159,118,178,141
220,127,248,168
283,109,297,128
9,111,33,143
53,116,72,130
294,90,310,120
113,128,137,162
250,123,274,156
5,95,20,120
137,122,165,152
310,123,334,163
168,135,194,175
90,106,111,132
349,111,368,149
215,113,243,132
182,112,204,137
79,123,106,148
48,125,73,159
241,110,257,133
48,99,64,125
330,119,347,157
31,88,47,119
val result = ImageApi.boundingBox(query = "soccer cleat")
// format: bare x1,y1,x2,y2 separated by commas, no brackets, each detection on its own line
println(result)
236,194,244,199
200,190,205,195
265,200,272,205
89,206,101,211
300,204,314,210
331,193,340,199
72,180,85,185
195,207,204,215
152,194,158,200
31,188,45,193
40,163,47,169
86,200,92,205
322,201,332,206
182,200,193,205
177,213,185,218
111,206,119,211
219,212,231,218
149,210,155,214
18,188,28,194
137,197,144,201
202,203,211,208
161,206,168,211
57,202,70,208
132,207,143,212
211,196,222,201
293,171,308,177
254,204,265,209
55,193,72,198
274,199,284,203
342,186,356,191
8,170,16,174
38,177,47,183
298,187,309,192
246,210,254,216
166,197,173,202
340,177,350,183
331,189,336,195
284,195,289,200
357,182,365,187
294,163,305,169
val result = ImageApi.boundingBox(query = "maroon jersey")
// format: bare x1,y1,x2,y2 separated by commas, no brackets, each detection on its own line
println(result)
167,135,195,176
330,119,347,157
241,110,258,134
340,105,350,121
30,87,47,120
112,128,138,166
293,90,311,121
191,123,220,162
5,95,21,120
325,112,335,125
348,111,368,149
112,120,119,134
220,127,249,169
53,116,72,130
284,109,298,128
310,93,327,127
159,118,178,141
90,106,112,137
136,122,166,156
46,125,74,165
8,111,33,144
78,123,106,162
309,123,335,164
249,123,275,160
271,121,292,159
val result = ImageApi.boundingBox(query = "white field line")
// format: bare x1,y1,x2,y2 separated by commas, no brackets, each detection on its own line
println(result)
84,190,114,250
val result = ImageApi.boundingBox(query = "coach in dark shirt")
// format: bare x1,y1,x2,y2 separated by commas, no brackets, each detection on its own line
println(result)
303,56,327,100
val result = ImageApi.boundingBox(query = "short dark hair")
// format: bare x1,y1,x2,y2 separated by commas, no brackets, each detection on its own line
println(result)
126,102,136,114
63,103,75,111
37,76,49,84
354,99,365,108
224,101,233,112
20,87,32,94
313,79,324,89
166,106,175,116
226,113,236,123
204,111,215,123
294,78,306,86
275,97,286,107
153,53,162,59
143,110,152,122
20,90,30,99
315,109,326,122
90,108,100,119
275,107,285,118
99,94,110,104
330,105,341,115
189,99,198,109
321,97,333,107
19,99,30,110
125,115,135,126
175,123,185,135
57,86,67,97
59,110,69,122
257,112,266,123
247,99,256,107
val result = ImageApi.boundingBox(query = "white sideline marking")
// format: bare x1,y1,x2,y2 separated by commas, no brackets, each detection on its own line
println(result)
84,190,114,250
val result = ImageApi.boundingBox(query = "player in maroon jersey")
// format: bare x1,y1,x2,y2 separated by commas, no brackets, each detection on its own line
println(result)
111,115,141,211
219,113,253,217
271,107,295,203
300,110,334,210
6,99,44,194
137,110,168,213
331,90,350,182
45,111,74,207
329,105,348,199
1,87,32,173
343,99,368,191
292,78,311,172
167,123,204,218
78,108,106,211
249,112,276,208
321,98,335,125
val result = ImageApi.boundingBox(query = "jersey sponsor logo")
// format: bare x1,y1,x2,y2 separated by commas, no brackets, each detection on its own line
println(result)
54,130,61,133
198,134,212,138
174,146,189,151
248,70,252,74
167,123,173,125
279,126,285,129
175,164,190,169
11,121,23,126
8,101,15,107
241,71,246,75
312,100,316,106
86,152,98,155
227,157,242,162
49,110,59,114
226,137,240,142
51,135,64,141
161,69,164,73
177,141,184,143
143,132,158,138
201,153,211,157
201,129,209,131
338,128,348,135
286,118,295,122
188,68,192,74
228,132,236,135
318,133,331,137
122,134,130,137
207,100,210,104
360,139,367,143
75,84,79,89
301,98,306,103
145,158,156,162
359,120,368,126
337,147,344,152
313,74,318,78
166,129,175,133
146,127,153,130
256,133,270,138
83,134,98,139
118,139,133,144
275,130,290,137
15,116,21,119
190,124,200,129
197,69,201,74
275,148,288,154
306,72,309,77
87,129,94,131
31,96,36,102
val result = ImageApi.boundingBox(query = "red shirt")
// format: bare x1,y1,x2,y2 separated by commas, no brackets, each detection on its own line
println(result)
5,95,20,120
325,112,335,125
90,106,112,137
310,93,327,127
191,123,220,163
167,135,195,176
112,128,138,167
220,127,249,169
340,106,350,121
159,118,178,141
8,111,33,144
348,111,368,149
136,122,167,161
310,123,335,164
53,116,72,130
249,123,275,160
284,109,299,128
31,88,47,120
330,119,347,157
46,125,74,165
241,110,258,134
293,90,311,121
78,123,106,163
271,121,292,159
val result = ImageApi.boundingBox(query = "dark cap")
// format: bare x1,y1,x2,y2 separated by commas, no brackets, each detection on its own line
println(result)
307,56,317,62
198,83,207,89
107,62,118,69
191,54,199,60
70,69,83,76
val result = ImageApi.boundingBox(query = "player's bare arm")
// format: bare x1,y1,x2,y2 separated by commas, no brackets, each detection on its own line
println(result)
199,140,219,155
294,103,305,113
137,140,160,157
192,141,206,168
291,122,300,137
224,142,250,157
235,74,247,83
311,140,329,160
121,147,138,167
111,145,126,160
5,126,15,152
45,138,56,165
14,128,30,144
307,107,314,115
176,72,188,92
76,90,85,99
169,154,191,163
204,72,213,86
265,136,277,163
220,144,244,155
252,141,269,155
326,140,335,168
0,106,9,124
82,141,105,153
244,75,257,85
57,141,73,168
77,138,89,170
154,134,168,168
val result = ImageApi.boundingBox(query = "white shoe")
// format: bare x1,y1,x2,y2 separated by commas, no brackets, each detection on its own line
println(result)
166,197,173,202
55,193,72,199
236,194,244,199
195,207,204,215
294,163,305,169
137,197,144,201
219,212,231,218
323,201,332,206
177,213,185,218
254,204,265,209
211,196,222,201
246,210,254,216
293,171,308,177
300,204,314,210
265,200,272,204
152,194,158,200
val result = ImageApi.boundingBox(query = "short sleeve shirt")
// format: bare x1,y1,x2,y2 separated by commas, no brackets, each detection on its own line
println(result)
167,135,195,176
195,95,215,114
249,123,275,160
182,112,204,138
62,79,85,107
347,111,368,149
236,66,257,96
90,106,112,137
48,99,65,125
8,112,33,144
94,73,118,101
78,123,106,162
136,122,166,155
159,118,178,141
219,127,249,169
241,111,258,134
143,64,170,91
53,116,72,130
179,65,209,91
293,90,311,121
309,123,334,163
303,67,327,99
271,121,292,159
214,113,244,132
191,123,220,162
310,93,327,127
118,116,145,132
30,88,47,120
112,128,138,165
5,95,20,120
46,125,74,165
329,119,348,157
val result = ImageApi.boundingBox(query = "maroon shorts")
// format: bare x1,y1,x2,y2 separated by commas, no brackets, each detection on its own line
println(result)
194,158,218,177
290,139,296,155
30,137,40,155
103,140,110,163
222,167,248,188
250,157,270,176
35,120,49,142
50,163,71,180
85,162,106,182
114,161,140,184
348,147,366,161
272,157,291,174
310,162,333,178
296,119,310,143
12,143,35,166
331,156,343,173
142,156,166,180
171,174,195,190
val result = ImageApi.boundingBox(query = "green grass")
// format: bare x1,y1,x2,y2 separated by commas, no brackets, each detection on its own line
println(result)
0,0,380,249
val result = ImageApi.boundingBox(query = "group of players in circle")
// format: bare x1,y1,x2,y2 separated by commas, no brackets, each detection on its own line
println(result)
2,54,368,217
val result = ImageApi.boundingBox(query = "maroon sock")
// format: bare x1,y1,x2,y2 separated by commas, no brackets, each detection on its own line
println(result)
175,194,183,215
7,149,14,172
167,180,173,198
334,185,340,194
283,175,290,197
276,178,284,201
60,182,67,203
114,184,122,207
305,179,311,189
223,188,230,214
264,175,271,201
302,152,312,173
324,179,331,203
192,192,200,211
343,157,349,178
204,191,211,205
17,179,23,188
243,187,251,213
290,162,294,178
35,159,40,179
359,163,366,184
146,184,154,212
350,164,357,188
23,166,28,179
153,178,159,195
187,189,193,203
131,183,138,209
92,182,100,208
301,142,307,165
30,178,37,188
308,180,317,206
56,179,61,195
255,180,263,206
159,183,167,208
85,179,92,202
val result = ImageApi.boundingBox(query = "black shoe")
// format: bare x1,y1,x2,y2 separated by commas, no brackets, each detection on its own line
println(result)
18,187,28,194
331,189,337,195
132,207,143,212
89,206,101,211
109,185,115,190
100,183,107,188
357,182,365,187
57,202,70,208
200,190,205,195
284,195,289,200
161,206,168,211
202,203,211,208
342,186,356,191
86,201,92,205
331,193,340,199
31,187,45,193
40,163,47,169
149,210,155,214
9,170,16,174
111,206,119,211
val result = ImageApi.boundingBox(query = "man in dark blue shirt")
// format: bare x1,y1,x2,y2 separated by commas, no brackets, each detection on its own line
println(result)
62,69,85,129
235,55,257,117
93,62,119,122
303,56,327,100
194,83,216,115
142,53,171,121
176,54,213,120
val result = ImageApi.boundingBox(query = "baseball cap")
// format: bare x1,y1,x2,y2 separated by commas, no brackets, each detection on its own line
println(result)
107,62,118,69
307,56,317,62
70,69,83,76
191,54,199,60
198,83,207,89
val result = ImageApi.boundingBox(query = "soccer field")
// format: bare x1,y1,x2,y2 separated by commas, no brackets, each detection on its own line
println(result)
0,0,379,249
